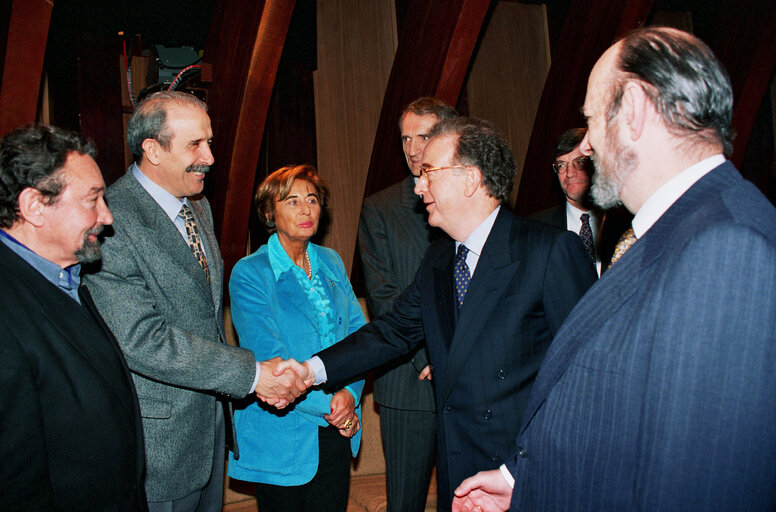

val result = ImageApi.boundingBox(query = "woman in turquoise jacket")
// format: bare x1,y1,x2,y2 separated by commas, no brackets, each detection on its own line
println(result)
228,165,365,512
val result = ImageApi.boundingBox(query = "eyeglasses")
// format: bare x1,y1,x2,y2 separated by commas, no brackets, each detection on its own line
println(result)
552,156,590,175
418,164,468,181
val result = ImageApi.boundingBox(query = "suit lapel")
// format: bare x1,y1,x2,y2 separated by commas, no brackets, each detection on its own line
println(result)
0,244,136,415
431,240,456,352
441,209,519,402
277,271,319,332
124,175,215,307
189,198,222,308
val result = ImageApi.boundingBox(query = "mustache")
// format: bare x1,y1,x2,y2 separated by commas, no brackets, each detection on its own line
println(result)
86,225,104,237
186,164,211,174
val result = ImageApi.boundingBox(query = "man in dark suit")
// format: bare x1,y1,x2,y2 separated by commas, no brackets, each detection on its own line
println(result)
453,27,776,512
83,92,306,512
357,97,457,512
0,125,146,510
282,117,596,510
532,127,630,274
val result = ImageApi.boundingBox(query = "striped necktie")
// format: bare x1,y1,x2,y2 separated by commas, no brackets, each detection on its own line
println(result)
179,203,211,281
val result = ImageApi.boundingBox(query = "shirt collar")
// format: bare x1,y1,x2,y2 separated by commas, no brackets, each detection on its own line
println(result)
267,233,327,283
131,163,188,222
632,154,725,238
0,229,81,293
458,205,500,256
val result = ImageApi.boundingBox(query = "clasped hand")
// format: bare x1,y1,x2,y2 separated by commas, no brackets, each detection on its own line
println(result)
254,357,314,409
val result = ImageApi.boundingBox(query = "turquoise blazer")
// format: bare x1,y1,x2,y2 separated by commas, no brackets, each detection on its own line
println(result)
227,236,366,485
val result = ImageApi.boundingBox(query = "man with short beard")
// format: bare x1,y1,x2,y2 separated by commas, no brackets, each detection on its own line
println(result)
84,91,307,512
0,124,146,510
453,27,776,512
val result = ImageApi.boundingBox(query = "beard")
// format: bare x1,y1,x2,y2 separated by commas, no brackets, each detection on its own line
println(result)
186,163,211,174
75,225,104,263
590,125,638,209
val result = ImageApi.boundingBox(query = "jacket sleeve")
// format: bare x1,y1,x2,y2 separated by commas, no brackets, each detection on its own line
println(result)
84,222,256,398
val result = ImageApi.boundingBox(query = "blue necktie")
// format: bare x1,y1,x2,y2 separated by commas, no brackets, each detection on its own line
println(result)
454,244,470,310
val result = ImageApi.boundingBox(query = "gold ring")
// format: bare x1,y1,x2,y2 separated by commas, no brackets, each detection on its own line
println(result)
343,419,353,429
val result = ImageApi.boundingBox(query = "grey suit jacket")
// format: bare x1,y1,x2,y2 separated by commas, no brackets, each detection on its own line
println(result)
84,170,256,502
358,176,436,411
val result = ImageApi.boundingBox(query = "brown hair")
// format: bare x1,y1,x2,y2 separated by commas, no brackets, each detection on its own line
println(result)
254,164,330,233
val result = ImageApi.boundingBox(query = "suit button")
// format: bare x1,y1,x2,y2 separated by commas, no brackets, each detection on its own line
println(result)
443,406,453,414
489,453,500,462
517,446,528,458
483,409,492,420
497,369,506,379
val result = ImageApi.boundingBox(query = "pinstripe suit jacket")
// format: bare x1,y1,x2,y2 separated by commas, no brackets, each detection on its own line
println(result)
317,207,596,510
507,162,776,511
84,171,257,502
358,176,436,411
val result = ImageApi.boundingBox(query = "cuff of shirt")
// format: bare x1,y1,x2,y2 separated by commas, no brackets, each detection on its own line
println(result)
306,356,327,385
247,361,261,396
499,464,515,489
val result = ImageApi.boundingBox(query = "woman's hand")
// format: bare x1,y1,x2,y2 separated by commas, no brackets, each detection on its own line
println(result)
325,389,359,438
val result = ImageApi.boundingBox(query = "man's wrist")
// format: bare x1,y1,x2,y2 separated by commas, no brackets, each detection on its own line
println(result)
248,361,261,395
305,356,327,385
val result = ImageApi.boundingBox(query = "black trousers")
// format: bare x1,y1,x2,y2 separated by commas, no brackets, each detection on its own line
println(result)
255,425,351,512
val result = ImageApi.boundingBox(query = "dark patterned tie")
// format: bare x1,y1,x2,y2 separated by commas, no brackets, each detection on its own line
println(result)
454,244,470,310
608,227,637,269
579,213,595,261
179,203,211,281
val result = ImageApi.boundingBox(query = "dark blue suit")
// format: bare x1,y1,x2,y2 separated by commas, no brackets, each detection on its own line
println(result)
507,162,776,510
317,207,596,510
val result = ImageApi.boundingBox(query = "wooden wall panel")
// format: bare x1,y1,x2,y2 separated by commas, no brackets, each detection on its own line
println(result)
313,0,397,275
204,0,296,281
515,0,654,216
466,2,550,206
0,0,53,135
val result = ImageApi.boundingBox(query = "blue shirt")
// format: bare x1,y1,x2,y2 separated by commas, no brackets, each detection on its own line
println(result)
0,230,81,304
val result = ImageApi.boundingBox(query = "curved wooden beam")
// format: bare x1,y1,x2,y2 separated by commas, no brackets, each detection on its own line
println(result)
0,0,53,135
362,0,492,200
515,0,654,216
204,0,296,281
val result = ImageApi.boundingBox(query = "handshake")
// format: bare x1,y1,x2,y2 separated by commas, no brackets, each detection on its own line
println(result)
254,357,316,409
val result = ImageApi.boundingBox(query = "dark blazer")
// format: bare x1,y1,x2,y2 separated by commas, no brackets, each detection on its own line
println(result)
358,176,436,410
317,207,597,510
0,242,146,511
508,162,776,511
531,203,631,271
83,171,256,501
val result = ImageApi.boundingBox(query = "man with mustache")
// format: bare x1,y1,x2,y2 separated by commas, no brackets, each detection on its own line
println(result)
84,91,306,512
453,27,776,511
0,124,146,510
